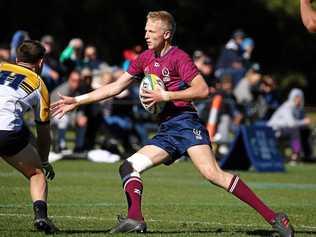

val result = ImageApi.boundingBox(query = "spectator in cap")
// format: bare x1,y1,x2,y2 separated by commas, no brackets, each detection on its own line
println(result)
215,29,246,85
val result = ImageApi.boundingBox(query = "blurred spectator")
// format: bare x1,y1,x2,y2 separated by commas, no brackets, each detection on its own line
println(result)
215,29,246,85
60,38,84,74
84,45,107,71
241,37,254,60
233,63,262,122
193,50,215,87
256,75,280,121
121,44,142,71
100,68,141,157
78,67,105,151
10,30,30,62
241,37,255,69
213,74,243,155
0,44,10,62
40,35,63,92
51,70,87,153
268,88,313,163
192,50,216,123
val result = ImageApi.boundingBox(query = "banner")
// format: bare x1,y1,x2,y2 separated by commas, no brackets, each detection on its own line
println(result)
220,124,285,172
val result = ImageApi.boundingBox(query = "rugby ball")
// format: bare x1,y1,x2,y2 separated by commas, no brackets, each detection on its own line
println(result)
139,74,166,114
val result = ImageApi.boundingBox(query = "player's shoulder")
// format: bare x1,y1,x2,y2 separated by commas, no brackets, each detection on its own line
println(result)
0,62,41,90
138,49,154,58
171,47,191,58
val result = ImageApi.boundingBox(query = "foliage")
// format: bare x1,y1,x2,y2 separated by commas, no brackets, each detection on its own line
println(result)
262,0,300,16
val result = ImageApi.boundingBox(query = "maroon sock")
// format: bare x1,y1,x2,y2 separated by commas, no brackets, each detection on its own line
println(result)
228,175,276,224
123,177,144,221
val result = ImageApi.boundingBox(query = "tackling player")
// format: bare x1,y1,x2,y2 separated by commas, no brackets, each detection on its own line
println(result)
51,11,293,237
301,0,316,32
0,40,58,234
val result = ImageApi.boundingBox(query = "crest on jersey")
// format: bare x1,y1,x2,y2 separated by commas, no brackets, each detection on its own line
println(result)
162,67,170,82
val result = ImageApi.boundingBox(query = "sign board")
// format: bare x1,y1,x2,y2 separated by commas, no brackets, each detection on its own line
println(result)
220,124,285,172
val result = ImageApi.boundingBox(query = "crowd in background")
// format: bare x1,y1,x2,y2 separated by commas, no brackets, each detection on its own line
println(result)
0,29,314,163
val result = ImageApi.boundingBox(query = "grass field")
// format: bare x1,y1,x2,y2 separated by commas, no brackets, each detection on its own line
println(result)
1,159,316,237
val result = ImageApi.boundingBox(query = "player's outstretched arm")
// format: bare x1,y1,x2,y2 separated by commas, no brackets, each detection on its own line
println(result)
51,72,134,118
301,0,316,32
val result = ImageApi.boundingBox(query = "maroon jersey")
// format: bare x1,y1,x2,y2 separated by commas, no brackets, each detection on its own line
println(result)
128,46,199,119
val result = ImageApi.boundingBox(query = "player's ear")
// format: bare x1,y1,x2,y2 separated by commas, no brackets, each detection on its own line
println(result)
164,31,171,40
36,59,44,74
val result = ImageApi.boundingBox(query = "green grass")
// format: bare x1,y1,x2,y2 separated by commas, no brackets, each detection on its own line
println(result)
0,160,316,237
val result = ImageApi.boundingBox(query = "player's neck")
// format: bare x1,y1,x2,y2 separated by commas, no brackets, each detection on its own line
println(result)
17,62,36,71
155,43,173,58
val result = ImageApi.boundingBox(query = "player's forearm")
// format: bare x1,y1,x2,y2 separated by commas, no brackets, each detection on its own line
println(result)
75,84,117,105
165,84,209,102
36,123,51,163
75,72,133,105
301,0,316,32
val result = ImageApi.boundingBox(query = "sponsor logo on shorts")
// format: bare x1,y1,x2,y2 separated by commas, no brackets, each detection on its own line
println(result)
193,129,202,140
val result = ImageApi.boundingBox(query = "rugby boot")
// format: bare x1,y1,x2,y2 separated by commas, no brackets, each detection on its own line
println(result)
34,217,59,234
110,215,147,234
271,212,294,237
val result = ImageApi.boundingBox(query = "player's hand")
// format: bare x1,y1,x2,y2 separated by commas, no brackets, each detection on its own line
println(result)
140,85,169,107
42,162,55,180
50,93,78,119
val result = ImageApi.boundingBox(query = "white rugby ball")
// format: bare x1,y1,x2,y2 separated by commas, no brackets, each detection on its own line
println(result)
139,74,166,114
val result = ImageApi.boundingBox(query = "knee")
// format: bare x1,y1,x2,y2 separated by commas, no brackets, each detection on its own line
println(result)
119,153,154,181
119,161,134,180
27,168,45,180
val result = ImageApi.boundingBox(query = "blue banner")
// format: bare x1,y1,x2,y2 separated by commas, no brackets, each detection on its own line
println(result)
220,124,285,172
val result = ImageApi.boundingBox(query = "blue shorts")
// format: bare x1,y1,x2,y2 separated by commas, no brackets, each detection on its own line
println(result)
147,112,212,164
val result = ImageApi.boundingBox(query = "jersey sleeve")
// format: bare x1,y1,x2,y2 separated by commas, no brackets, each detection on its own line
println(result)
127,52,145,76
34,79,50,124
177,52,199,84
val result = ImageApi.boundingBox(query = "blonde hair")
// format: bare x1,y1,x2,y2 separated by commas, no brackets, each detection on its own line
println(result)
147,11,176,39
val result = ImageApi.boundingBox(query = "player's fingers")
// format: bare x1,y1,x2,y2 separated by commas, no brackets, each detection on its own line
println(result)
50,108,61,117
142,88,150,93
142,98,153,103
50,100,63,109
51,108,64,119
56,111,65,119
47,169,55,180
139,90,150,97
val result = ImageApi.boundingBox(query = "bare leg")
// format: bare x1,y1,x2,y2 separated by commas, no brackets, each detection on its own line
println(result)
2,143,58,233
188,144,276,224
3,143,47,201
